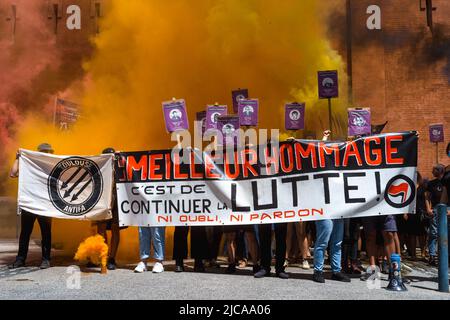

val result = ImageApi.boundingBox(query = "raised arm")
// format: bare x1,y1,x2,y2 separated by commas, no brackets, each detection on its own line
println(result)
9,152,19,178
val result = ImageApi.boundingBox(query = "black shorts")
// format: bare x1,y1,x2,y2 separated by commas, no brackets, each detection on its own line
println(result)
362,215,398,233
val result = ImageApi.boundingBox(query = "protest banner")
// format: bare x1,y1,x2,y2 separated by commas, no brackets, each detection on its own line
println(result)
429,123,444,163
348,108,371,137
115,132,418,227
205,105,228,131
217,115,240,146
232,89,249,113
318,70,339,99
196,111,207,136
54,98,79,131
429,124,444,143
285,103,305,130
162,99,189,132
18,149,114,220
238,99,259,126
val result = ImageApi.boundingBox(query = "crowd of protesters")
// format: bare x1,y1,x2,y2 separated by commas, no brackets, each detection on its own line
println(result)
7,134,450,284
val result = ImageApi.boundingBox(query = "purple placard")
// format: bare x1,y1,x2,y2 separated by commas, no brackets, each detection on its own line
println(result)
162,99,189,133
232,89,249,113
318,70,339,99
429,124,444,143
348,108,371,136
238,99,259,126
285,103,305,130
206,105,228,131
217,115,240,146
196,111,207,136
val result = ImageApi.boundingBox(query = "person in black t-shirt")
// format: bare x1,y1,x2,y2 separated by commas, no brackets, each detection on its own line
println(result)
440,143,449,204
425,164,445,266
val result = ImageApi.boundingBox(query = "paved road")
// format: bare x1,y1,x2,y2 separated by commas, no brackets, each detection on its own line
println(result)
0,240,449,300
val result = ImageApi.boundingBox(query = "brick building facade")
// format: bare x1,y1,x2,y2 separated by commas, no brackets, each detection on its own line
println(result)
0,0,447,174
337,0,449,175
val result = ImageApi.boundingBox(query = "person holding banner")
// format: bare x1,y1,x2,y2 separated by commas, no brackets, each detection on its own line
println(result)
224,225,260,274
8,143,54,270
95,147,125,270
173,226,208,272
312,130,350,283
134,225,166,273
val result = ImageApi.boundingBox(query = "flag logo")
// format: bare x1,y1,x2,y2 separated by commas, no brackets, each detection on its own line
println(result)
48,157,103,216
384,175,415,208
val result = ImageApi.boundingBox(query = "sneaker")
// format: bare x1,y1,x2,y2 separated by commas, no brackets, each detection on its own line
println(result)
225,264,236,274
134,261,147,273
350,263,363,275
152,262,164,273
313,271,325,283
331,272,351,282
8,259,25,269
107,258,116,270
302,260,310,270
39,259,51,269
254,268,269,278
360,268,376,281
429,256,438,267
194,260,205,273
252,264,261,274
205,259,219,268
175,265,184,272
277,271,289,279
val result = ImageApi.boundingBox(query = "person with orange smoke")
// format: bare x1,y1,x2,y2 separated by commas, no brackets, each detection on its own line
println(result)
8,143,54,269
94,147,126,270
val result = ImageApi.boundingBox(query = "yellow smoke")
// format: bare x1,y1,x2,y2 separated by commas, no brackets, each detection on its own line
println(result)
74,234,108,267
8,0,348,261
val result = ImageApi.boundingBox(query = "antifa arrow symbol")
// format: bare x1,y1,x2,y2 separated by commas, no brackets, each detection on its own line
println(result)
63,170,89,198
61,167,82,189
71,179,92,202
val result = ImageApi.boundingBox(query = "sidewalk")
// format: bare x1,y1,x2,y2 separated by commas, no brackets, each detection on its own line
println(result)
1,239,450,300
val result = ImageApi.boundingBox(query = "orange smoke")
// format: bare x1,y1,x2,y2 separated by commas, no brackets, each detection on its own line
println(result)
4,0,348,260
74,234,108,268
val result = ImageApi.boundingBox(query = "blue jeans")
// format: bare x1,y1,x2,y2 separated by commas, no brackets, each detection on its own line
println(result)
138,227,165,261
314,219,344,273
428,209,438,257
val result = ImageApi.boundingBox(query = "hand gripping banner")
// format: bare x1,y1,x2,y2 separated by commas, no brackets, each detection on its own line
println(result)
115,132,418,227
18,149,114,220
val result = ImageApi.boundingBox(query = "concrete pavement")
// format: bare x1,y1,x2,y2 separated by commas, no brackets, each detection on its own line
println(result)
1,239,449,300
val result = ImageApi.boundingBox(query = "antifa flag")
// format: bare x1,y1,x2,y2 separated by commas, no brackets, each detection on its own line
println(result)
372,121,388,135
54,98,79,131
115,132,418,227
18,150,114,220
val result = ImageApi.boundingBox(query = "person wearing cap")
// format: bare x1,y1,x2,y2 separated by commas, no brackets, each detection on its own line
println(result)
94,147,125,270
8,143,54,269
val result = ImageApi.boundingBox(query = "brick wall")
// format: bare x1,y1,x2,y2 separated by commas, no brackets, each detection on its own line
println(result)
348,0,450,177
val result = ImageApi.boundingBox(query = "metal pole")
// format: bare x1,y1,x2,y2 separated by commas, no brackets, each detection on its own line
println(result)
437,203,449,292
328,98,333,139
436,142,439,164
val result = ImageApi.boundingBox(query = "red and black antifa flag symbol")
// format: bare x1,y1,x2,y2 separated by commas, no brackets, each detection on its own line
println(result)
114,132,418,227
